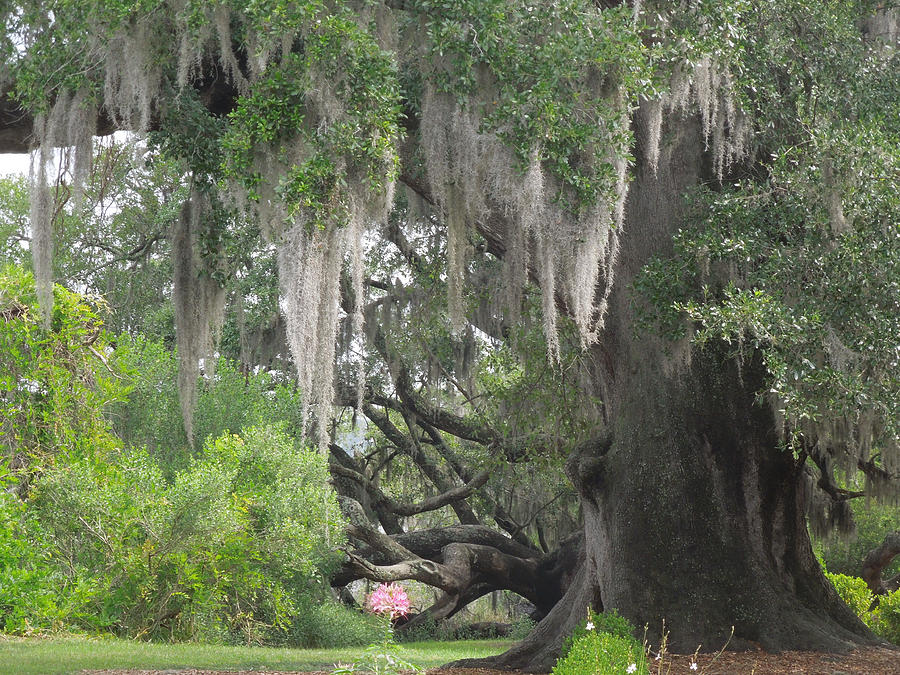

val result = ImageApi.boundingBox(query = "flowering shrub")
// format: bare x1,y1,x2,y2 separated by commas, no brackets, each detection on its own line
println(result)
333,583,419,675
366,583,411,621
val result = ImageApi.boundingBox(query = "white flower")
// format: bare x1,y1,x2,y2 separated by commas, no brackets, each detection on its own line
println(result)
585,621,595,630
626,664,637,673
690,662,698,671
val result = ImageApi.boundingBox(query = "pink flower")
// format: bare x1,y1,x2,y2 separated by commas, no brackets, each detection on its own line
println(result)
365,582,411,620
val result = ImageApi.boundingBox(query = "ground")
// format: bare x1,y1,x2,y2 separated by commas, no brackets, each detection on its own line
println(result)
83,645,900,675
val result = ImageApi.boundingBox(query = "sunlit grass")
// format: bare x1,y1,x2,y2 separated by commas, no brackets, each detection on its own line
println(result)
0,635,512,675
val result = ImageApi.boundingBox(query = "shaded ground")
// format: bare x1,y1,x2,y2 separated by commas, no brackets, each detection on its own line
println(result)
84,645,900,675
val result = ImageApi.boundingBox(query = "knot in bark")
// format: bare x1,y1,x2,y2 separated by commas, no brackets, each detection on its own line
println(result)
565,431,613,500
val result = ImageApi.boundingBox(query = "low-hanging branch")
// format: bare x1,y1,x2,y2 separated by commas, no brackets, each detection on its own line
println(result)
334,515,578,624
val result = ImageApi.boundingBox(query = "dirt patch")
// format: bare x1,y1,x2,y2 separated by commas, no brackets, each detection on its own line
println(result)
83,645,900,675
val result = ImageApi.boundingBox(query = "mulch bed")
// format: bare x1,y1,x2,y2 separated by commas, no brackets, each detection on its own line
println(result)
83,645,900,675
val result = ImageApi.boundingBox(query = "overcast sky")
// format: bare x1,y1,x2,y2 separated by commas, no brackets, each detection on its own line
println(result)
0,153,30,177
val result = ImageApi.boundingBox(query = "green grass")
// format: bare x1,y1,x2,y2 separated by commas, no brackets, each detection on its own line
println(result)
0,636,513,675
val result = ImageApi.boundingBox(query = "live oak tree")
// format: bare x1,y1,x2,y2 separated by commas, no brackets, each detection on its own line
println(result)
1,0,899,670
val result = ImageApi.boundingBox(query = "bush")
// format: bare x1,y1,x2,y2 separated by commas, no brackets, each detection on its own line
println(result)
281,596,383,648
561,608,636,659
871,589,900,645
553,608,647,675
825,571,874,619
825,570,900,646
552,630,649,675
30,424,346,644
0,482,59,633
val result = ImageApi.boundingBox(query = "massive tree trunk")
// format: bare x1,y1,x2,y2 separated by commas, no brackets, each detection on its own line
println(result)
589,348,869,654
454,111,877,672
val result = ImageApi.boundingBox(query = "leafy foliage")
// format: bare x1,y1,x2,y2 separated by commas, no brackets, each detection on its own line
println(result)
871,588,900,645
0,265,127,468
0,473,59,633
415,0,647,209
0,177,29,267
110,334,304,467
825,572,874,620
825,570,900,645
553,623,648,675
280,596,383,648
560,608,637,660
29,424,346,644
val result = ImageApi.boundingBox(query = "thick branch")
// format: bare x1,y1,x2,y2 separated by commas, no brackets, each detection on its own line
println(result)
343,549,465,590
861,530,900,596
808,446,866,503
329,443,404,534
343,535,546,610
332,524,539,587
340,496,539,602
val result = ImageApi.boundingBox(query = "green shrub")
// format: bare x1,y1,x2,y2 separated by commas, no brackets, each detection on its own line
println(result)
281,596,383,648
552,630,649,675
0,481,59,633
824,570,900,646
561,608,636,659
30,424,346,644
871,589,900,645
825,571,874,619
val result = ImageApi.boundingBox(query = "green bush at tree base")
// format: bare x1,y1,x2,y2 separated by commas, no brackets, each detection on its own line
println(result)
826,570,900,645
552,630,649,675
553,609,648,675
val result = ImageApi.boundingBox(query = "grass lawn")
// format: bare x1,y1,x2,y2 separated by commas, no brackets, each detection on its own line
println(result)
0,636,513,675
